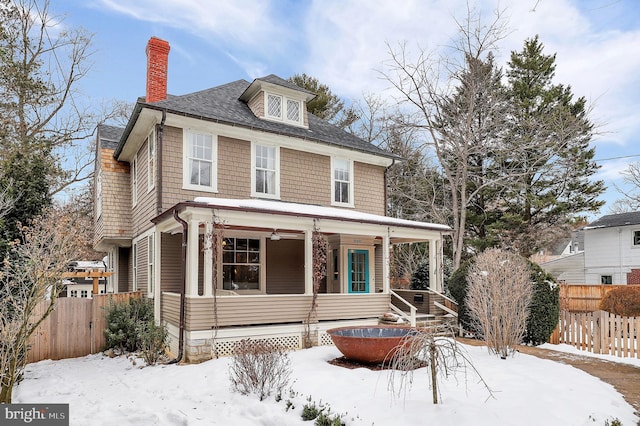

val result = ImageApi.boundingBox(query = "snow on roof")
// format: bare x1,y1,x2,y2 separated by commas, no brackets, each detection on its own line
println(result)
193,197,451,232
69,261,105,270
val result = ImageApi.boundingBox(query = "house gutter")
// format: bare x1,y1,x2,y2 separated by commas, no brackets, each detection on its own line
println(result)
168,208,188,365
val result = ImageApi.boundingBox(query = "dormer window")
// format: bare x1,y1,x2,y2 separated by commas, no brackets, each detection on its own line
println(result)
265,92,302,126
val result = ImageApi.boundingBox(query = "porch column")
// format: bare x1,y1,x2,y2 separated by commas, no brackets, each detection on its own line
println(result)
304,229,313,295
382,231,390,293
429,239,443,292
186,219,200,296
203,221,213,297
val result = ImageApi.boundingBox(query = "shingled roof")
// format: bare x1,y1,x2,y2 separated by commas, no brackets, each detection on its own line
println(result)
114,77,397,160
98,124,125,150
584,211,640,229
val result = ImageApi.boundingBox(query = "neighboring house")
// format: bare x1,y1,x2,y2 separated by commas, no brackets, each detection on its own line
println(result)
541,212,640,285
94,37,451,362
64,261,107,298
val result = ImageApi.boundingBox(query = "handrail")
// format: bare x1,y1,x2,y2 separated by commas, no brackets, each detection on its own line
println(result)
390,290,417,326
426,288,458,309
434,300,458,317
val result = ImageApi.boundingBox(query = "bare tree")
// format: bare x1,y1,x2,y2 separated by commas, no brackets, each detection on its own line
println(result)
381,7,511,270
387,324,493,404
0,207,84,402
611,161,640,213
0,0,97,195
466,249,532,359
304,223,327,348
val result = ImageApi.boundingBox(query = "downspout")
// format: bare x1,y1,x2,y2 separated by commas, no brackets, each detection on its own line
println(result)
169,209,188,364
156,109,166,215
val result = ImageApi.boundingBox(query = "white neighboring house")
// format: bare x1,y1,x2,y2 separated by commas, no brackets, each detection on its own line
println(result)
541,212,640,285
65,260,109,299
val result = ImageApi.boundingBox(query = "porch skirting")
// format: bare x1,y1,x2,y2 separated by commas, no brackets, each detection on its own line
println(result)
165,319,379,363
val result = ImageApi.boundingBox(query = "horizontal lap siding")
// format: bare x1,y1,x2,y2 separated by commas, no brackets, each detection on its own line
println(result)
182,293,390,330
162,292,181,326
161,233,182,293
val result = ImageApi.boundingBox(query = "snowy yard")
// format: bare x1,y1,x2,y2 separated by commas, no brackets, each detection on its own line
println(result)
13,342,639,426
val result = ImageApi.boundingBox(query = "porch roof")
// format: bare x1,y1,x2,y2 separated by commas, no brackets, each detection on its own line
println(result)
152,197,451,234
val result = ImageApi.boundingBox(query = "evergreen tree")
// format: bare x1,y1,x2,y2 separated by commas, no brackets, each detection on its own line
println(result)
288,73,357,129
496,36,604,256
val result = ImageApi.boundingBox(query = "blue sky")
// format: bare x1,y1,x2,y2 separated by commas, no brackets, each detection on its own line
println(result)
56,0,640,217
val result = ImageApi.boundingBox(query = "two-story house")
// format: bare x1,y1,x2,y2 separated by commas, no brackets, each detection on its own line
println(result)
541,211,640,285
94,37,450,363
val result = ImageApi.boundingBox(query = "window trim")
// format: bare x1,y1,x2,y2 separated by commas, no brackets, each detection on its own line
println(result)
96,168,103,219
331,157,354,208
263,92,303,126
251,142,280,199
131,154,138,207
147,234,155,298
147,128,156,193
221,236,265,293
182,128,218,193
132,242,138,291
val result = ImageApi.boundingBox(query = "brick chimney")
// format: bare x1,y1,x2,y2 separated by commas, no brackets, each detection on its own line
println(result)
145,37,170,103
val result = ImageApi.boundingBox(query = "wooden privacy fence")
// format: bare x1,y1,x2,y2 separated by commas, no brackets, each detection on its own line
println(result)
27,292,142,364
555,310,639,359
559,284,640,312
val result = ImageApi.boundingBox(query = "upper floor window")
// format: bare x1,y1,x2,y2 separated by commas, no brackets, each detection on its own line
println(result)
183,129,217,192
147,128,156,192
96,169,103,218
633,230,640,246
331,158,353,207
252,143,279,199
131,155,138,207
265,93,303,126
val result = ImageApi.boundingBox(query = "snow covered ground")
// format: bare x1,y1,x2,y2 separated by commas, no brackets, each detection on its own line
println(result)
13,342,639,426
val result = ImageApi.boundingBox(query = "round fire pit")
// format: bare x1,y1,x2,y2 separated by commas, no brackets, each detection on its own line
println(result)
326,325,417,364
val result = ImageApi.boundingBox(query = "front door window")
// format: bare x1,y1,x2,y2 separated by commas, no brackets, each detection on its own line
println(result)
348,249,369,293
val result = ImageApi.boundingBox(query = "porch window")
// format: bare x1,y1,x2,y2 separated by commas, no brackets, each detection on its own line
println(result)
252,143,279,198
332,158,353,207
222,238,260,291
184,130,217,192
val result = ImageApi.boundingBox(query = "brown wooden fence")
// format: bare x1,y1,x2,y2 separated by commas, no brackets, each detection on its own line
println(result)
559,284,640,312
554,310,639,359
27,292,142,363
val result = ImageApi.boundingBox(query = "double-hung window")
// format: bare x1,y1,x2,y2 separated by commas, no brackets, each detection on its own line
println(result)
265,93,303,126
131,155,138,207
147,129,156,192
252,143,279,198
332,158,353,207
184,130,217,192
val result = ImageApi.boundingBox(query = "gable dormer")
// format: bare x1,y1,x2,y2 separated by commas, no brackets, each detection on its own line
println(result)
239,74,316,129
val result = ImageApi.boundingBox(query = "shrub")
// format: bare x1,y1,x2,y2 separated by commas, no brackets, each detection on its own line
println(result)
523,262,560,345
229,339,291,401
466,249,533,358
104,297,157,353
600,286,640,317
448,259,473,331
139,321,168,365
410,262,430,290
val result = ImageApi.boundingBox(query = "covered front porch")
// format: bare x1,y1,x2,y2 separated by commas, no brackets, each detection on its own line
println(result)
152,198,450,362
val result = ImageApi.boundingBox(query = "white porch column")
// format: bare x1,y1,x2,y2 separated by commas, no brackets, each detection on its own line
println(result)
382,231,390,293
203,221,213,297
304,228,313,295
186,219,200,296
429,238,443,292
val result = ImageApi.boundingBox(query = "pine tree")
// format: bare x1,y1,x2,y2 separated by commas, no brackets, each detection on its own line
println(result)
496,36,604,256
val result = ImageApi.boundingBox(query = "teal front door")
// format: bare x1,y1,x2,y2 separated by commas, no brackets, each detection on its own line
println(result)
348,249,369,293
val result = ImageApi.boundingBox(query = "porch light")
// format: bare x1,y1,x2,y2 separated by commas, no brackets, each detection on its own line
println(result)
270,230,281,241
